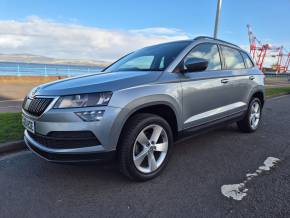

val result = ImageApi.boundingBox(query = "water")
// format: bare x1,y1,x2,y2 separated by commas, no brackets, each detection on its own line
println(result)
0,62,103,76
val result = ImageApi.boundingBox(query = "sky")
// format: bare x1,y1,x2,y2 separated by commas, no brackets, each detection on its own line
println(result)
0,0,289,62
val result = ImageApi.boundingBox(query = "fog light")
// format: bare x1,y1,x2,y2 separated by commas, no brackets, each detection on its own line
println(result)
75,110,105,122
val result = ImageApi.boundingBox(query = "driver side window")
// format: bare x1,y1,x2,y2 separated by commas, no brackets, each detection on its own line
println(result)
184,43,222,71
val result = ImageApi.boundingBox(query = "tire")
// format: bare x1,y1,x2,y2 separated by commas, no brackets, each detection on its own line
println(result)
117,113,173,181
237,97,262,133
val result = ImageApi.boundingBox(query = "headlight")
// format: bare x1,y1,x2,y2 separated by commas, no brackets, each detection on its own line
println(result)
54,92,112,108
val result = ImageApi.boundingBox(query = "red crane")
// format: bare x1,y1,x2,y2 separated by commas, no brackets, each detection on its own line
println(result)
273,48,290,73
276,46,283,72
256,44,270,71
285,53,290,72
271,46,284,73
247,25,269,71
247,25,290,73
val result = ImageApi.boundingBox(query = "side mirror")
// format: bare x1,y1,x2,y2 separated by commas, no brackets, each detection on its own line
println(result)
183,58,208,73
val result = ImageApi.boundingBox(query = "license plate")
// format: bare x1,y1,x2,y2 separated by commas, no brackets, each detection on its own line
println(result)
22,115,35,133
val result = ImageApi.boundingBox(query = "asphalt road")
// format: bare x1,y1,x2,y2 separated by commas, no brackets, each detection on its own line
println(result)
0,95,290,218
0,99,22,113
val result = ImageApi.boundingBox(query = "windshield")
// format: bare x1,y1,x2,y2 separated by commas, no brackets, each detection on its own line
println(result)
104,41,191,72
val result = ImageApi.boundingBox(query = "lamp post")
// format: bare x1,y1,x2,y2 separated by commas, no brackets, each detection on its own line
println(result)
213,0,222,39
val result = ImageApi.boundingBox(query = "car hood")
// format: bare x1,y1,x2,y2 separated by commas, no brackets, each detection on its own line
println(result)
34,71,163,96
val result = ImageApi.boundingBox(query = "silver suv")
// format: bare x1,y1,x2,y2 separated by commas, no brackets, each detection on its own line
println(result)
22,36,264,181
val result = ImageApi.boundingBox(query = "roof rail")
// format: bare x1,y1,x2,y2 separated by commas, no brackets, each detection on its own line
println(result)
194,36,240,48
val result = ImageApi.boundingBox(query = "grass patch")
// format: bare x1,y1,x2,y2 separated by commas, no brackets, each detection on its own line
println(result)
265,86,290,97
0,112,24,144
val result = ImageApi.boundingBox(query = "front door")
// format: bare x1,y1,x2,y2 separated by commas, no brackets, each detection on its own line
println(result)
179,43,236,129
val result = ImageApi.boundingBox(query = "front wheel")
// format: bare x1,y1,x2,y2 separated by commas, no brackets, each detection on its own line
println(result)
118,113,173,181
237,98,262,133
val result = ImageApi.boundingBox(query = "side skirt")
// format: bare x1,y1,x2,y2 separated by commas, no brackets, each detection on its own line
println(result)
176,111,246,142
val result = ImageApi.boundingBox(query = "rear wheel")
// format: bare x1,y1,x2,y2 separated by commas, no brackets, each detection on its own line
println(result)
118,113,173,181
237,97,262,133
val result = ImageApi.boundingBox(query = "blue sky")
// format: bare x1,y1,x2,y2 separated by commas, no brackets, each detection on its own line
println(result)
0,0,289,61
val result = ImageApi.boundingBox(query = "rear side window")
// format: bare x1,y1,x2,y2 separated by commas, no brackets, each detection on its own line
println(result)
241,52,254,68
184,43,222,70
221,46,245,69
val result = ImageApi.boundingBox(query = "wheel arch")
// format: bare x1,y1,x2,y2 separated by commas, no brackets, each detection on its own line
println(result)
114,101,181,149
250,89,265,107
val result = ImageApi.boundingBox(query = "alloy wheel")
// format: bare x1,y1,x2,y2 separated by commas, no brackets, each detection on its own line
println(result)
132,124,168,174
249,101,261,129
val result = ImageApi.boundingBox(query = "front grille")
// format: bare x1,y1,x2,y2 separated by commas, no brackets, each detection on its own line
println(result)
28,131,101,149
22,96,53,116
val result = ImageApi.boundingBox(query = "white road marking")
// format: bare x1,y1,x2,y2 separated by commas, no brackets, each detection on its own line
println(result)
221,157,280,201
221,184,248,201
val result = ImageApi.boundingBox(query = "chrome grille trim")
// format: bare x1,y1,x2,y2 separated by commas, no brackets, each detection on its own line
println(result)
23,97,54,116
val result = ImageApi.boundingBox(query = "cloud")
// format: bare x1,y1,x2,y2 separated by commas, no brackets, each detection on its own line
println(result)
0,16,191,61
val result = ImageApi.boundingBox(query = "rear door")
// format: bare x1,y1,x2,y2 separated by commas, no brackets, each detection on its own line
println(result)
180,43,236,129
240,51,259,100
219,45,251,112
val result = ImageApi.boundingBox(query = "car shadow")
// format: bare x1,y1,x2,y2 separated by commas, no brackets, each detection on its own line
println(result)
19,123,242,185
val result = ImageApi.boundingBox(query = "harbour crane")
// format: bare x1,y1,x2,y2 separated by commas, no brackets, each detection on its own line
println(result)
247,25,290,73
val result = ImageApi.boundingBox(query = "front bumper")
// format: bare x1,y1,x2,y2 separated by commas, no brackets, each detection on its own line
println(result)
22,104,123,162
24,130,116,162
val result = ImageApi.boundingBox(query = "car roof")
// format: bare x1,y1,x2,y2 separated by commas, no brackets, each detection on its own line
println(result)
163,36,244,53
163,36,240,49
148,37,242,52
193,36,240,49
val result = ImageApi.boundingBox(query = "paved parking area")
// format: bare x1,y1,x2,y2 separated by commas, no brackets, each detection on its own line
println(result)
0,100,22,113
0,95,290,217
265,77,290,87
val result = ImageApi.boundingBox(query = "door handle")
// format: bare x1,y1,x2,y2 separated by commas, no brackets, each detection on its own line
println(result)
249,76,255,80
221,79,229,84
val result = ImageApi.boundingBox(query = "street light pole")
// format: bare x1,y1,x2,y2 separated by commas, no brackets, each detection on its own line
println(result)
213,0,222,39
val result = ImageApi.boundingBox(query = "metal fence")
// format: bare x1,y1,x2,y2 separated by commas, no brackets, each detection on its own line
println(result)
0,63,102,77
265,73,290,80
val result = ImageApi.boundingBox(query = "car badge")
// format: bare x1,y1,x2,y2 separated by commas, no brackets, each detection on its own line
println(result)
31,87,40,98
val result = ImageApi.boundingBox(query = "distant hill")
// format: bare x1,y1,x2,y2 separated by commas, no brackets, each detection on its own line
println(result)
0,53,110,67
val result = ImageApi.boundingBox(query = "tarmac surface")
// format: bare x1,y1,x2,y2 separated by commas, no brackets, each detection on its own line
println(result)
0,99,22,113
